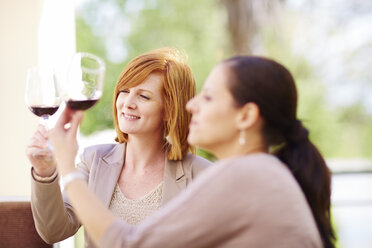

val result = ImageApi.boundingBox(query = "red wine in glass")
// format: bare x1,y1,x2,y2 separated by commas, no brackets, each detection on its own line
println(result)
66,99,99,110
29,105,59,117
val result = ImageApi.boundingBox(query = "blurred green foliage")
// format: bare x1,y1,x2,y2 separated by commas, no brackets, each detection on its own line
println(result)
75,0,372,159
76,0,227,137
259,11,372,159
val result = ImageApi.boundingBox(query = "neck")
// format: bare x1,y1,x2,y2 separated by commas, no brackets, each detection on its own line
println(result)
212,133,268,160
125,135,166,172
215,144,268,160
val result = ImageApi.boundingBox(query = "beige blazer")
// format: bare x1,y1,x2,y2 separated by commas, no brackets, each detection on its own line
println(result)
31,143,211,247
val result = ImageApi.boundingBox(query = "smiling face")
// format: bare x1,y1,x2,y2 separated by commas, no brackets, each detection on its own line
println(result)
116,72,165,139
186,64,241,157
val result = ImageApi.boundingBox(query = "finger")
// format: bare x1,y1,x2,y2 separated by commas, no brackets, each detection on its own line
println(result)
69,111,84,138
37,124,48,137
26,146,51,160
55,107,72,130
28,129,49,150
34,129,48,142
28,136,47,149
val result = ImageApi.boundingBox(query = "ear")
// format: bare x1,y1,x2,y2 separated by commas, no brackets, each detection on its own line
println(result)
235,102,261,130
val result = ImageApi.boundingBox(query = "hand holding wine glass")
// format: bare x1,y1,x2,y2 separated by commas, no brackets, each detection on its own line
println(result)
25,66,61,176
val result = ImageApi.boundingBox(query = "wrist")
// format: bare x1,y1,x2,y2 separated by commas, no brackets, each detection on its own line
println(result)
58,167,78,177
54,156,76,177
32,167,58,183
61,170,86,190
33,166,57,178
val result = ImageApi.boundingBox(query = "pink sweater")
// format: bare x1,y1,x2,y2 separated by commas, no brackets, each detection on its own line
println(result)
100,153,322,248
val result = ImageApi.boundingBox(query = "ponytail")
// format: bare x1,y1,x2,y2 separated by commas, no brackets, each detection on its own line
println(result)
275,120,336,248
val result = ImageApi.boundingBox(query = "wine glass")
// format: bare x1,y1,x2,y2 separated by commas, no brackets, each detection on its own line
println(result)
25,66,61,156
65,52,105,110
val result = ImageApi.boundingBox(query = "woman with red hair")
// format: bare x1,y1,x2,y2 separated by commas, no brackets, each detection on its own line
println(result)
27,47,211,247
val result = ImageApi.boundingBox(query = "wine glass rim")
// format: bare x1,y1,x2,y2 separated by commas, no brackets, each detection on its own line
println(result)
74,52,106,73
27,65,56,72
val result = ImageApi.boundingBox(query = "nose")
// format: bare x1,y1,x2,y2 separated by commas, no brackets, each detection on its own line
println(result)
124,95,137,109
186,96,197,113
117,92,137,110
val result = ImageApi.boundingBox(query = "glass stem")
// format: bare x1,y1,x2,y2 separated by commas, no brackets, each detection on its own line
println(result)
41,115,53,151
41,115,49,130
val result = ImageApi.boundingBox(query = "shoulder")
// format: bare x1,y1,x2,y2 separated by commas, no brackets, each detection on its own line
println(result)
82,143,116,158
219,153,291,180
182,153,213,177
80,143,124,165
83,143,117,156
220,153,286,172
215,153,303,197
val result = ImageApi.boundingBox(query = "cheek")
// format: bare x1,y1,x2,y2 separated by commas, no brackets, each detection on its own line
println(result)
200,106,223,125
189,107,236,145
143,104,165,125
188,110,217,140
115,97,125,120
154,107,165,125
116,96,123,109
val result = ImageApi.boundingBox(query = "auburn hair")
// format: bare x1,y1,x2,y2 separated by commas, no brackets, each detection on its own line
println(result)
113,47,196,160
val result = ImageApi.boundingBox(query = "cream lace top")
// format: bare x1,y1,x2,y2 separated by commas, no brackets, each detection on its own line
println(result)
109,182,163,225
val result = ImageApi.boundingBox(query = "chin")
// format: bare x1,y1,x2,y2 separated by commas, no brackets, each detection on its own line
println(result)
188,136,210,151
187,134,202,147
187,136,196,146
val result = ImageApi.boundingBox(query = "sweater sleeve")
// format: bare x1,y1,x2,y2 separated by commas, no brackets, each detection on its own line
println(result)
30,170,82,244
30,152,91,244
99,154,322,248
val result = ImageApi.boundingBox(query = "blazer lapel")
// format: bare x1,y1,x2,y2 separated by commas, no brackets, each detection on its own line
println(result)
162,158,186,205
91,143,126,207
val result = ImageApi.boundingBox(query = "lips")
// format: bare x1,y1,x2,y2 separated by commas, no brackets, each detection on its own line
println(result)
122,113,140,120
189,118,197,126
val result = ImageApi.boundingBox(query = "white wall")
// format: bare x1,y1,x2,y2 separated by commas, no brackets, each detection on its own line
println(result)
0,0,43,196
0,0,75,197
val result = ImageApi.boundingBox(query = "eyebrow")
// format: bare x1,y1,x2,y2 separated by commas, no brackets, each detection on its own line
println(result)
122,87,154,95
137,89,153,94
202,88,212,94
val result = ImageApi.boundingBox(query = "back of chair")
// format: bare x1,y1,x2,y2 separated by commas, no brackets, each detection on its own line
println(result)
0,201,53,248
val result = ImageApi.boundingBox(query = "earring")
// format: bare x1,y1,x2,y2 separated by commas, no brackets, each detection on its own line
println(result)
239,130,246,146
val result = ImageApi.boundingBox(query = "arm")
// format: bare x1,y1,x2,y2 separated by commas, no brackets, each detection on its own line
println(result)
28,125,82,243
48,108,117,245
49,108,247,247
62,175,117,244
30,171,82,243
30,156,92,243
98,156,321,248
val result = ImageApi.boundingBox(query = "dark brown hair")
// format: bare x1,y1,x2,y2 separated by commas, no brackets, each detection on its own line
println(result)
223,56,335,248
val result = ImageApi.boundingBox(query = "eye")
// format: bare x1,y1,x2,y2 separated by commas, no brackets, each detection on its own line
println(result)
140,94,150,100
203,94,212,101
120,89,129,94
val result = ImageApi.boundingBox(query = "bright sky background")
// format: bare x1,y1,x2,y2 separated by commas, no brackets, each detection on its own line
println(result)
287,0,372,112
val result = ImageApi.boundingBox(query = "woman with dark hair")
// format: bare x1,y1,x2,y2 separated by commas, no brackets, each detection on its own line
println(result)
221,57,335,247
47,56,335,247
